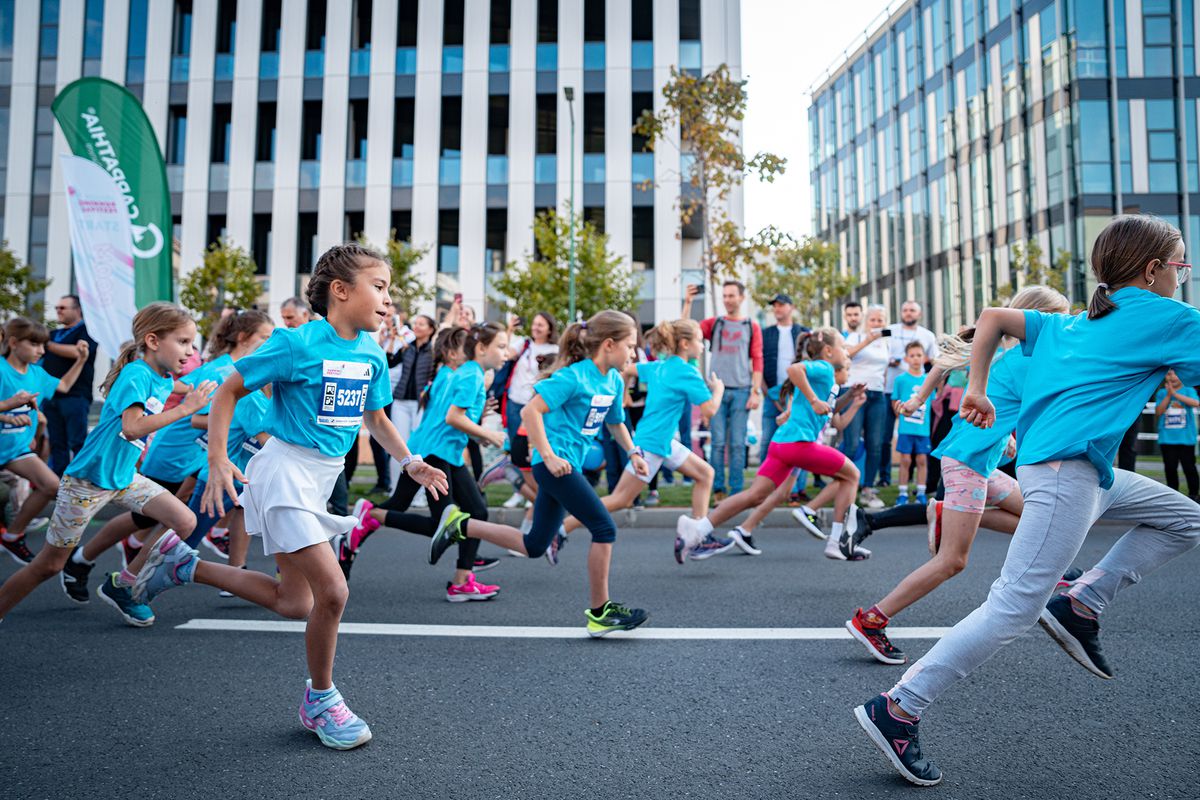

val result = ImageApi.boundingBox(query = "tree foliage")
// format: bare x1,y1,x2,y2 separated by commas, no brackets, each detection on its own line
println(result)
179,237,262,337
490,209,642,325
0,240,52,323
993,240,1071,306
753,237,857,324
634,64,786,294
360,231,433,316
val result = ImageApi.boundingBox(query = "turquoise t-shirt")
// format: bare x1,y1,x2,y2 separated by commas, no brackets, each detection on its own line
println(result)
140,353,236,482
236,320,393,458
773,360,835,444
66,360,174,490
532,359,626,471
891,371,932,437
410,361,486,467
198,389,271,485
933,346,1029,477
0,359,60,464
1018,288,1200,489
1155,387,1198,447
407,365,454,458
633,356,711,456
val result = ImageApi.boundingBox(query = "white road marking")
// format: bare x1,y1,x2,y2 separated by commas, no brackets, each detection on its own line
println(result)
177,618,950,640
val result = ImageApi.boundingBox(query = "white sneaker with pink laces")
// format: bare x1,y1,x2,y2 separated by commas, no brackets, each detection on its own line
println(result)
445,573,499,602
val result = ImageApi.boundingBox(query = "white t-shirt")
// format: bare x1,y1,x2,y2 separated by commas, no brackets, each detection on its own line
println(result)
774,327,795,388
845,329,890,392
507,341,559,405
883,324,939,393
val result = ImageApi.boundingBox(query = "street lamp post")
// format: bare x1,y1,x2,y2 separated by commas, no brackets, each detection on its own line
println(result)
564,86,577,321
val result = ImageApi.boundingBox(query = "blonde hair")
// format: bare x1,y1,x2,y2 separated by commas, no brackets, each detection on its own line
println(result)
646,318,701,356
935,285,1070,371
543,310,637,377
779,326,843,398
101,302,195,396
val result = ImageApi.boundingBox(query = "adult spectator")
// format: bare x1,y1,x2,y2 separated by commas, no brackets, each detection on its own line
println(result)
761,293,808,460
880,300,939,488
841,302,891,508
41,294,98,475
280,296,311,328
682,280,763,498
387,314,436,489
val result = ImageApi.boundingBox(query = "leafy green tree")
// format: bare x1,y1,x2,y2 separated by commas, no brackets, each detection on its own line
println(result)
993,240,1071,305
634,64,787,294
753,237,857,325
0,241,52,323
491,209,642,325
179,237,262,337
359,231,433,316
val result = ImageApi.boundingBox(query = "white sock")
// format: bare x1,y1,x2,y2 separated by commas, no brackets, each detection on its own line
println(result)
697,517,714,536
212,527,228,539
827,522,844,549
71,548,94,566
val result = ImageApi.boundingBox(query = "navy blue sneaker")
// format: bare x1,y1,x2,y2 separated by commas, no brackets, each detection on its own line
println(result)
854,693,942,786
1038,594,1114,679
689,532,735,561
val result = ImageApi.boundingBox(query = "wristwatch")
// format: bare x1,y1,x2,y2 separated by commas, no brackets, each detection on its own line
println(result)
396,454,423,474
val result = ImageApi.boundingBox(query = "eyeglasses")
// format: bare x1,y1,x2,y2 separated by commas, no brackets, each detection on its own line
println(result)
1166,261,1192,285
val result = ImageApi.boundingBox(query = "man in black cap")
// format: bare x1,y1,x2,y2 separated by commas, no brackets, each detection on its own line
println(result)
761,293,809,461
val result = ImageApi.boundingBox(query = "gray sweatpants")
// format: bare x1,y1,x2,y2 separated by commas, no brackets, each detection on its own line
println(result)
890,459,1200,717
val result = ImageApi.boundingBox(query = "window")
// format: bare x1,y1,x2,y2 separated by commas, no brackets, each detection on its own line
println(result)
1113,0,1127,76
210,104,231,163
167,105,187,164
251,214,271,275
632,2,652,69
305,0,326,75
1045,110,1065,206
1077,100,1112,193
443,0,463,73
350,0,371,76
679,0,700,69
254,102,277,162
126,0,148,82
301,101,322,160
584,0,604,70
392,210,412,242
1146,99,1178,191
438,210,459,273
537,0,556,70
632,206,654,271
259,0,281,76
396,0,417,73
490,0,510,72
172,0,191,56
440,96,462,185
347,100,368,160
486,209,506,273
1143,0,1174,76
215,0,236,67
83,0,104,73
297,213,318,273
487,95,508,184
1073,0,1107,77
393,97,414,186
40,0,60,60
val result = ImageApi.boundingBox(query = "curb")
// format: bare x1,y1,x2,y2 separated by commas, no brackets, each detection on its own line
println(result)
483,505,837,529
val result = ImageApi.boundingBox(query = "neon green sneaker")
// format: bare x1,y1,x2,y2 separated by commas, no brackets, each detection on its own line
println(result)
429,504,470,565
585,600,648,638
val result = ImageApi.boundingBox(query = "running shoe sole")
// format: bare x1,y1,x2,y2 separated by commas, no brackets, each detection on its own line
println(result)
844,619,907,665
853,705,942,787
472,559,499,572
2,544,31,565
1037,608,1113,680
200,535,230,561
791,509,827,540
95,582,154,628
298,710,373,750
586,615,649,638
730,528,762,556
447,589,498,603
60,570,90,605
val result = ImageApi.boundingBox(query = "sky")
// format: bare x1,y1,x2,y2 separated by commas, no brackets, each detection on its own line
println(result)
741,0,894,241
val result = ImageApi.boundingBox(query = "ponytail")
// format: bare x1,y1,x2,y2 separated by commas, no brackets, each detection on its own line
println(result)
1087,284,1115,321
646,318,700,357
541,310,636,378
100,341,140,397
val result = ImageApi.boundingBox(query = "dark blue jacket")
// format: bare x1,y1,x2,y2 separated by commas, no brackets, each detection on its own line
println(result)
762,323,809,391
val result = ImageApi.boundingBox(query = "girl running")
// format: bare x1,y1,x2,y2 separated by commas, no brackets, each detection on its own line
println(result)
554,319,722,552
675,328,863,562
855,215,1200,786
0,317,90,565
843,286,1069,667
425,310,651,637
135,243,449,751
0,303,214,626
1154,369,1198,497
59,310,274,608
343,323,509,601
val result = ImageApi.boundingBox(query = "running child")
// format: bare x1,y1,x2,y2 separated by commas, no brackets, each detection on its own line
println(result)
855,215,1200,786
1154,368,1198,497
675,328,863,562
135,243,449,751
425,310,651,637
342,323,509,601
844,286,1069,667
890,341,932,505
0,303,214,626
0,318,90,564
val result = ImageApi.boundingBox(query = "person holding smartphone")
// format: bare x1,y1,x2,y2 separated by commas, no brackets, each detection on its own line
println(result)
841,303,892,509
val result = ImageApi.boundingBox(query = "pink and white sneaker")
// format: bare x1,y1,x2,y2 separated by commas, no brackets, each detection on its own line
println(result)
446,573,499,602
348,499,381,552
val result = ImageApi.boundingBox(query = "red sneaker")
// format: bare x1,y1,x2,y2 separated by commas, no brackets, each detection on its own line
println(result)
445,573,499,603
1,533,34,565
845,609,907,665
926,500,943,556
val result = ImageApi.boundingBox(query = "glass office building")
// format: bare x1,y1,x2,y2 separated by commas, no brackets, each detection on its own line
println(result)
0,0,742,323
809,0,1200,331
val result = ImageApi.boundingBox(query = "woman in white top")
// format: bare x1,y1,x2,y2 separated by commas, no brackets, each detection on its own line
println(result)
840,303,892,509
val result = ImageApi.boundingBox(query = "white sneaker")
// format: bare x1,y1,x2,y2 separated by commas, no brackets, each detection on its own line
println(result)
502,492,525,508
412,490,428,509
791,508,827,540
729,526,762,556
673,515,707,563
861,488,885,510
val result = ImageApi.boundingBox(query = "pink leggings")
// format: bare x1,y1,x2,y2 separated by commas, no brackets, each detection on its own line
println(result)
757,440,848,487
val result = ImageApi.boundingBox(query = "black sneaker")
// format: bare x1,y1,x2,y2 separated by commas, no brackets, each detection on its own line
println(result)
333,534,356,582
1038,594,1114,679
853,694,942,786
1,534,34,565
585,600,649,637
791,507,826,539
839,505,871,559
472,557,499,572
60,549,94,604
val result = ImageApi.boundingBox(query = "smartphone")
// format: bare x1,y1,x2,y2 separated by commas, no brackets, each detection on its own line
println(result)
691,283,705,297
880,329,893,337
453,292,463,304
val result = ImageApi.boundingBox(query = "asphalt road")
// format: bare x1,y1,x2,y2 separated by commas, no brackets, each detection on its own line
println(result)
3,517,1197,799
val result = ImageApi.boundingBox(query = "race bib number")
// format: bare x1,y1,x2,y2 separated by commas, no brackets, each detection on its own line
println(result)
1165,406,1187,430
241,437,264,456
318,360,372,427
580,394,616,437
903,388,925,426
144,396,165,415
195,432,209,450
0,404,33,434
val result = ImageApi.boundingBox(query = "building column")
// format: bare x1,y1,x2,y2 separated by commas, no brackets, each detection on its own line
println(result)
179,0,218,278
363,0,399,247
225,0,263,252
267,0,307,320
45,0,86,296
459,0,491,313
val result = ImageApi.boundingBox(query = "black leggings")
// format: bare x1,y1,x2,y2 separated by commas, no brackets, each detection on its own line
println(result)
380,454,483,571
1160,444,1199,496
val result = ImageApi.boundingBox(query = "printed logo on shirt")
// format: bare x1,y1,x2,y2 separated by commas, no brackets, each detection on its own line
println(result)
1165,406,1188,430
580,394,616,437
242,436,264,456
0,404,33,434
195,432,209,450
318,360,372,427
903,387,926,426
144,396,165,414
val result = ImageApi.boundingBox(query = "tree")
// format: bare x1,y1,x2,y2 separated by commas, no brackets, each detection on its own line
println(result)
179,237,262,337
993,240,1071,305
359,231,432,316
753,237,857,325
0,241,51,323
491,209,642,325
634,64,787,295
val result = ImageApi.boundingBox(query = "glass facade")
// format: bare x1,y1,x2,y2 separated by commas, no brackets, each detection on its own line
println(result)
809,0,1200,330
